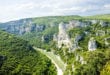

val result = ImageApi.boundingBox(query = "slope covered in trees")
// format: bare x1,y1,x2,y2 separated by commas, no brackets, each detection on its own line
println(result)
0,15,110,75
0,30,56,75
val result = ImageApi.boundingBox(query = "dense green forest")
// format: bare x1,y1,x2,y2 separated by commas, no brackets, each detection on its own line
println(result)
0,30,56,75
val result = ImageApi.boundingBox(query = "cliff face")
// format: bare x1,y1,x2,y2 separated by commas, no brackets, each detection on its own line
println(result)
57,22,72,48
0,18,45,35
0,17,110,75
55,20,110,52
0,18,110,51
54,20,110,75
88,37,97,51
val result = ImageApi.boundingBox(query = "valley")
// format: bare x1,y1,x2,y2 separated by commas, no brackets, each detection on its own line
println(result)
0,14,110,75
33,47,65,75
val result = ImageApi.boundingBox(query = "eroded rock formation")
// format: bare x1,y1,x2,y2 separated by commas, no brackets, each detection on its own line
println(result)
88,37,97,51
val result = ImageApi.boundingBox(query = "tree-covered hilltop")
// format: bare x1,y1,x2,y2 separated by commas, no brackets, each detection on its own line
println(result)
85,14,110,20
0,30,56,75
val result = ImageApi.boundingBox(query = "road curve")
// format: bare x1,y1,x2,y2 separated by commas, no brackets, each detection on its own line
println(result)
33,47,66,75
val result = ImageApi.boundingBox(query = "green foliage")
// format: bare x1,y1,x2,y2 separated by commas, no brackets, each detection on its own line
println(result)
33,15,83,26
15,16,110,75
0,31,56,75
85,14,110,20
100,61,110,75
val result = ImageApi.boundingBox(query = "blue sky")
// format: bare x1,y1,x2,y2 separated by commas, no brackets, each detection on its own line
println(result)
0,0,110,22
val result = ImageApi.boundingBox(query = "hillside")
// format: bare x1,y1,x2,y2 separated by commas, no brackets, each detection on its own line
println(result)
0,15,110,75
0,30,56,75
85,14,110,20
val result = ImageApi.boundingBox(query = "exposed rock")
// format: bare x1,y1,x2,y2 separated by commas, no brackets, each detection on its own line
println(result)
41,36,45,42
88,37,97,51
100,21,108,27
68,20,82,28
74,34,83,42
58,22,72,48
0,18,46,35
91,20,99,24
29,24,36,32
19,26,25,35
105,37,110,46
72,41,80,51
96,30,106,36
71,34,83,51
83,20,92,27
25,27,30,32
68,20,93,29
53,34,58,41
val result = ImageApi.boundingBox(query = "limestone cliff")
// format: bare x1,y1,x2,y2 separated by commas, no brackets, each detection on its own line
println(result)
57,22,72,48
88,37,97,51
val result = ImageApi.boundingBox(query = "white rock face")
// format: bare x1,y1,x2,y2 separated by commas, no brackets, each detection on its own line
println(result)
68,20,82,28
88,37,97,51
58,22,72,48
71,34,83,51
91,20,99,24
100,20,108,27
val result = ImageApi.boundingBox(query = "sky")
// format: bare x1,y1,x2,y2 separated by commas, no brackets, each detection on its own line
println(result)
0,0,110,22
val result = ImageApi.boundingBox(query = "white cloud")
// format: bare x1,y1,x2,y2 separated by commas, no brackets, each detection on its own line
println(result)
0,0,110,22
104,4,110,9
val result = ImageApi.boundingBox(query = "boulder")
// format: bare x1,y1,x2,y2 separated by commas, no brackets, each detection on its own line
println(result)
88,37,97,51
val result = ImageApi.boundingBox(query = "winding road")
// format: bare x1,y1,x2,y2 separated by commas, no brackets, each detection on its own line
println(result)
33,47,66,75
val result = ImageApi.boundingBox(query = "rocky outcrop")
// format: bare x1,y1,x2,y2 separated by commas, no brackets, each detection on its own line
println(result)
91,20,99,24
19,27,26,35
57,22,72,48
74,34,83,42
72,34,83,51
68,20,81,28
105,37,110,46
96,30,105,36
88,37,97,51
100,20,109,27
0,19,45,35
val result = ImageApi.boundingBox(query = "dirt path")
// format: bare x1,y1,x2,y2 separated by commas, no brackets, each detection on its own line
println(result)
33,47,66,75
